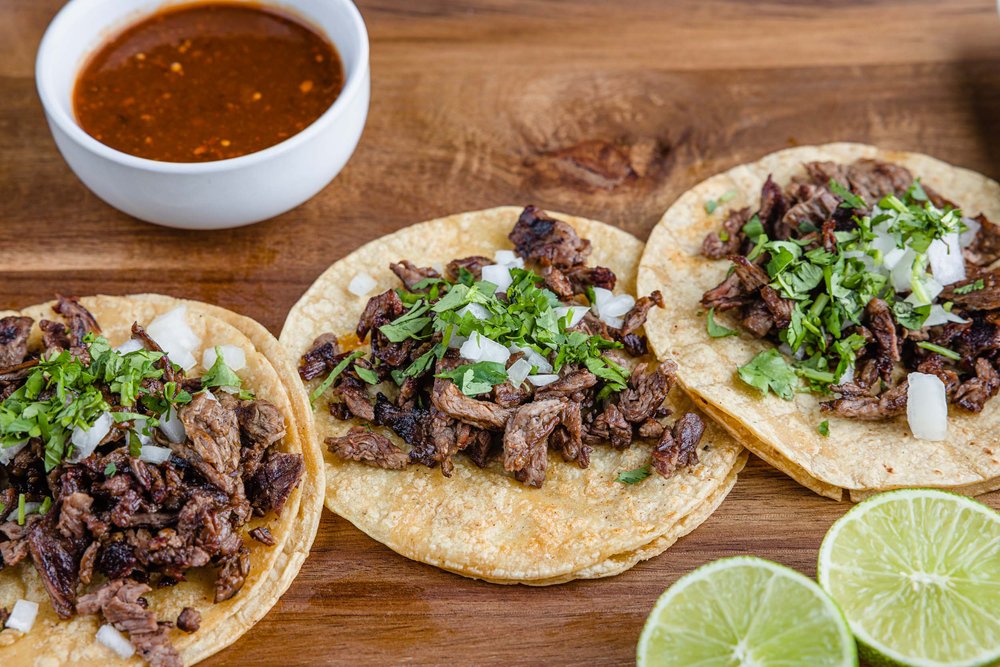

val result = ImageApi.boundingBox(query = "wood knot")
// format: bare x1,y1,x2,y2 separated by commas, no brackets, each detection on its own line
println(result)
524,137,670,193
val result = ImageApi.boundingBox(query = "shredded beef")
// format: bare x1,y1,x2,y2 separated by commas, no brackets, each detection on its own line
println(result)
509,205,591,269
941,271,1000,312
0,316,33,367
702,208,751,259
446,256,491,281
502,399,564,487
652,413,704,478
28,511,87,618
176,606,201,633
431,380,513,430
534,369,597,401
249,526,275,546
619,290,664,337
390,260,440,291
234,398,287,480
298,333,341,381
964,214,1000,267
356,289,405,341
954,358,1000,413
245,451,304,515
327,426,409,469
79,579,181,667
618,361,677,424
177,393,242,493
821,381,909,420
214,545,250,602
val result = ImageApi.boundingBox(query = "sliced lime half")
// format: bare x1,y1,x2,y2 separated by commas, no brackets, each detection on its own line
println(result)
637,556,857,666
818,488,1000,667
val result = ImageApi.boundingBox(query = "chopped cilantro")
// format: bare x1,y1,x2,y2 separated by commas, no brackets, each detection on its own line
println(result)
954,279,985,295
16,493,25,526
706,308,738,338
704,199,719,215
617,465,652,484
39,497,52,515
741,215,764,240
892,301,931,330
737,350,799,401
435,361,508,396
354,365,379,385
310,350,364,405
200,346,247,394
818,420,830,437
104,462,117,477
828,179,867,210
916,341,962,361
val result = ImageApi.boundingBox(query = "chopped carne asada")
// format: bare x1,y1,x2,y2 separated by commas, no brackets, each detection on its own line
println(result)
701,159,1000,422
0,297,303,666
304,207,704,487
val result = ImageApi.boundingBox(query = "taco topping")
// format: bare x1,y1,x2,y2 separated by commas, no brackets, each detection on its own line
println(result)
0,296,303,666
701,159,1000,436
305,206,703,487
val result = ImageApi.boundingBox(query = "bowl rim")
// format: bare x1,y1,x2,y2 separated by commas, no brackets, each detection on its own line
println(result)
35,0,370,174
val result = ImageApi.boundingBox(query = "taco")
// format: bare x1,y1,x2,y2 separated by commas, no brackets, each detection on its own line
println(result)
0,294,322,666
280,206,746,584
638,143,1000,501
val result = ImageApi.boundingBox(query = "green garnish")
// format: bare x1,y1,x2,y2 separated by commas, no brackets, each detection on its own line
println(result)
818,420,830,437
310,350,364,405
741,215,764,240
828,179,867,210
617,465,652,484
104,462,117,477
435,361,508,396
954,279,985,295
354,365,380,385
706,308,739,338
704,190,737,216
704,200,719,215
738,350,798,401
200,347,248,395
916,341,962,361
39,497,52,515
16,493,25,526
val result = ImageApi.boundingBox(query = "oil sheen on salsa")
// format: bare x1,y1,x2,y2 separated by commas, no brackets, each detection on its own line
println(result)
73,3,344,162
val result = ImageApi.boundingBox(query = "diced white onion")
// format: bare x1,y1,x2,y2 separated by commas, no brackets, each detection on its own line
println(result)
457,303,490,320
0,439,27,465
447,334,468,349
21,502,41,515
527,374,560,387
890,249,917,293
871,220,899,258
838,364,855,384
927,232,966,286
347,272,377,297
882,247,906,271
508,344,553,374
202,344,247,372
506,358,533,388
907,372,948,441
125,418,154,451
203,390,218,402
493,249,524,268
480,264,513,293
601,315,624,329
459,332,510,365
554,306,589,328
70,412,114,462
924,305,970,327
97,624,135,659
959,217,981,248
114,339,145,354
591,287,614,313
599,294,636,318
158,409,186,444
6,599,38,633
146,306,200,371
905,276,943,307
139,445,172,464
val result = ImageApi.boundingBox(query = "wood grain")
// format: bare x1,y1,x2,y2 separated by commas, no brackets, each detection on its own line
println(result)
1,0,999,664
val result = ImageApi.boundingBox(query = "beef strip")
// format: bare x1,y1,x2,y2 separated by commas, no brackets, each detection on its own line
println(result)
564,265,617,293
53,294,101,342
335,383,375,421
953,358,1000,413
298,333,341,381
821,381,909,420
941,271,1000,312
509,205,591,269
618,361,678,424
534,368,597,401
701,272,754,311
492,381,532,409
619,290,664,337
446,256,491,281
326,426,409,469
356,289,406,341
373,393,435,453
245,451,304,515
758,176,789,238
550,401,589,468
28,510,87,618
234,398,287,480
781,185,839,231
79,579,181,667
760,286,793,328
248,526,275,546
502,399,564,487
652,413,704,478
541,267,574,299
431,380,513,430
731,255,770,292
177,393,242,493
846,159,913,203
214,545,250,602
0,316,33,367
390,260,440,291
702,207,751,259
176,606,201,633
865,298,901,364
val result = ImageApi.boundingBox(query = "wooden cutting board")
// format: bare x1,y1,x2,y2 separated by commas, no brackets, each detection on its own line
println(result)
2,0,999,663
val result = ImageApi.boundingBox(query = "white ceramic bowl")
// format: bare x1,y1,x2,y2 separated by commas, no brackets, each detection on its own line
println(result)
36,0,370,229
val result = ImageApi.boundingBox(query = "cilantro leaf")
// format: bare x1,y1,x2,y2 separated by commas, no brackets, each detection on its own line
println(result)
954,279,985,295
354,365,379,385
892,301,930,330
706,308,738,338
104,462,117,477
828,179,867,210
704,199,718,215
617,465,652,484
310,350,364,405
435,362,507,396
742,215,764,240
379,302,433,342
200,346,244,392
818,420,830,437
737,349,799,401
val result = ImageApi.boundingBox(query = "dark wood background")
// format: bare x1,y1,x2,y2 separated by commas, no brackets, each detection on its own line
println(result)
2,0,999,664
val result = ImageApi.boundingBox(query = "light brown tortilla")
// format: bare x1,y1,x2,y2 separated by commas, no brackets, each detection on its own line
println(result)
0,294,324,666
637,143,1000,501
280,206,746,583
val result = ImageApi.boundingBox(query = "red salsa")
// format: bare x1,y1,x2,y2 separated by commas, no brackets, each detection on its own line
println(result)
73,2,344,162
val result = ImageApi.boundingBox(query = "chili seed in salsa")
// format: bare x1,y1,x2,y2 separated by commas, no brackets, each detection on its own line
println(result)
73,2,344,163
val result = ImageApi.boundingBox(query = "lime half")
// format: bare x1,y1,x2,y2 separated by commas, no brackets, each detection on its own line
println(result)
818,489,1000,667
637,556,857,666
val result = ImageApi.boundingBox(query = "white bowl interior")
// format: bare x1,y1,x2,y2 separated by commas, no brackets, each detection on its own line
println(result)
38,0,367,164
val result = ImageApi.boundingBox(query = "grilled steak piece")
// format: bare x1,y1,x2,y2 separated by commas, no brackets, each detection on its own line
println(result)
245,451,304,516
618,361,677,424
502,399,564,487
356,289,406,341
0,316,33,367
327,426,409,469
534,369,597,401
28,510,89,619
758,176,788,238
390,260,440,291
963,214,1000,267
701,272,753,311
298,333,341,381
431,380,513,430
702,207,751,259
214,545,250,602
176,606,201,633
564,265,617,293
335,383,375,421
177,393,242,494
652,412,704,478
233,398,287,480
542,266,574,299
446,256,491,281
865,298,901,363
550,401,589,468
821,381,909,420
509,205,591,269
941,271,1000,312
846,159,913,203
619,290,664,337
953,358,1000,413
54,294,101,342
79,579,181,667
249,526,275,546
